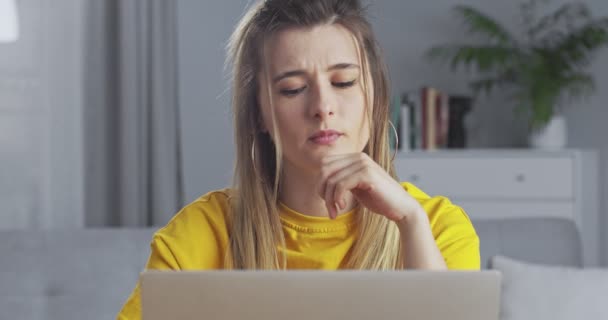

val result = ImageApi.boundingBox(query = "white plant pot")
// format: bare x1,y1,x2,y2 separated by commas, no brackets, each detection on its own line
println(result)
529,114,567,149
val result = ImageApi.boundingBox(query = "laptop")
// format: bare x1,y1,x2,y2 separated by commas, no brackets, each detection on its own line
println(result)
141,270,501,320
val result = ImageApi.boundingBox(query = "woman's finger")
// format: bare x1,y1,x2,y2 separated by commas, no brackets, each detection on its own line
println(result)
324,160,366,217
330,165,373,218
318,154,360,198
324,160,366,206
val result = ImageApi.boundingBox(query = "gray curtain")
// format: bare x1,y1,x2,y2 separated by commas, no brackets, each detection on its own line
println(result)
83,0,183,227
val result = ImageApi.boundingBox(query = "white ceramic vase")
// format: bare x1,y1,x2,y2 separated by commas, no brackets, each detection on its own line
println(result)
528,114,567,149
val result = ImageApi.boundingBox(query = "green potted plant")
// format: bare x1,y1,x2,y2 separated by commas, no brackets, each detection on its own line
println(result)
426,0,608,148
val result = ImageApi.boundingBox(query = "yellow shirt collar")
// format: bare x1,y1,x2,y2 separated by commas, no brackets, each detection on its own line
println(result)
278,201,358,233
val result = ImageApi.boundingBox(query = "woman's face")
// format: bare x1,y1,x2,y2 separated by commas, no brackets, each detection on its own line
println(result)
257,24,371,174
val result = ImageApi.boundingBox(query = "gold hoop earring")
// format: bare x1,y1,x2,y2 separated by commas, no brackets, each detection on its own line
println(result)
251,135,266,184
388,120,398,162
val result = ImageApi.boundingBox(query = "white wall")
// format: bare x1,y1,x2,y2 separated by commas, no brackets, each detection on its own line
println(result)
177,0,608,264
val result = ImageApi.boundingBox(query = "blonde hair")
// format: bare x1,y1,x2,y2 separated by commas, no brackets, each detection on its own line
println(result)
225,0,402,270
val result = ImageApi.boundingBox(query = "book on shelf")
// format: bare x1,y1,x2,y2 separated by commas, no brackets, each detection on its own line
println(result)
400,86,451,151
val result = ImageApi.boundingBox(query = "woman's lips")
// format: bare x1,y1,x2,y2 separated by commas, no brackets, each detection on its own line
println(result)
309,130,343,145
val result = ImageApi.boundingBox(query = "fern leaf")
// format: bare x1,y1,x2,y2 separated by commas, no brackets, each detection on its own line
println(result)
453,5,514,45
426,45,521,73
551,18,608,67
528,3,591,40
470,71,516,95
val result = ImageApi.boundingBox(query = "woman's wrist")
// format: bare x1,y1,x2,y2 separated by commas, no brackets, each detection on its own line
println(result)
394,207,429,232
394,208,447,270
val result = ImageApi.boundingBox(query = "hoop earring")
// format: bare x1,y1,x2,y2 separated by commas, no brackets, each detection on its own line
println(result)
251,135,266,184
388,120,398,162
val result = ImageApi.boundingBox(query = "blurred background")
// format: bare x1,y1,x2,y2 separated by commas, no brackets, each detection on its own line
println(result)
1,1,607,319
0,0,607,258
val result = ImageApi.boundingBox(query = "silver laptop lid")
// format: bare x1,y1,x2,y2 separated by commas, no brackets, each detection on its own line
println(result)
141,270,501,320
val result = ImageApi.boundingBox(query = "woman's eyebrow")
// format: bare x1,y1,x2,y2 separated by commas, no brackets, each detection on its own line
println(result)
328,63,360,72
272,63,360,84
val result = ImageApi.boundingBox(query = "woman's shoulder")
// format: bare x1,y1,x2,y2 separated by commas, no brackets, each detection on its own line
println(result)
402,181,480,269
400,181,474,229
155,188,234,240
146,188,234,270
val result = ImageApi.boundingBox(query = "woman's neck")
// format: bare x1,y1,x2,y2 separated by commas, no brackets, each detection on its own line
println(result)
278,162,356,218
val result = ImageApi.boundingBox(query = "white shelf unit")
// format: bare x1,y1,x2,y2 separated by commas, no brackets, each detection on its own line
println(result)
394,149,600,267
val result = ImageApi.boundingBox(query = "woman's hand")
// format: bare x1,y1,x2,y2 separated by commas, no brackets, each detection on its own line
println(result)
318,152,447,270
318,152,424,222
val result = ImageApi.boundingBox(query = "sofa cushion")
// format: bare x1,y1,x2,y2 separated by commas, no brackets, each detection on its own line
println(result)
491,255,608,320
473,218,582,268
0,228,157,320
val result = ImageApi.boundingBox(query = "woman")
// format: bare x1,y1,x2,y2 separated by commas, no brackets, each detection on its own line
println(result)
117,0,479,318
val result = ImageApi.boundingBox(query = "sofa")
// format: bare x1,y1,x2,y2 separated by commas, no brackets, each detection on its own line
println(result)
0,217,595,320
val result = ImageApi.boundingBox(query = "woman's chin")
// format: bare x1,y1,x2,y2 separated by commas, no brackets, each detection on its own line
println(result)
310,146,345,158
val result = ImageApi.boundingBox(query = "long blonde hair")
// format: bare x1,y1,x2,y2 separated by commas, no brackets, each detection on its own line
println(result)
225,0,402,270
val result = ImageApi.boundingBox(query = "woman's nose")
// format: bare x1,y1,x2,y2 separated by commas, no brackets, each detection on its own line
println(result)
309,82,335,120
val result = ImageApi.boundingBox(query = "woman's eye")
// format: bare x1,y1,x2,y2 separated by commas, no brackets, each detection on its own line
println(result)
279,80,356,97
280,86,307,96
333,80,356,88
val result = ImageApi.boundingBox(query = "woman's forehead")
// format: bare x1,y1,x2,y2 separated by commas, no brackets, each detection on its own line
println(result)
263,24,361,75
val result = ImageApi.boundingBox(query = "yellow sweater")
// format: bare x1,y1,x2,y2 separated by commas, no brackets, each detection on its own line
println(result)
117,182,480,319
